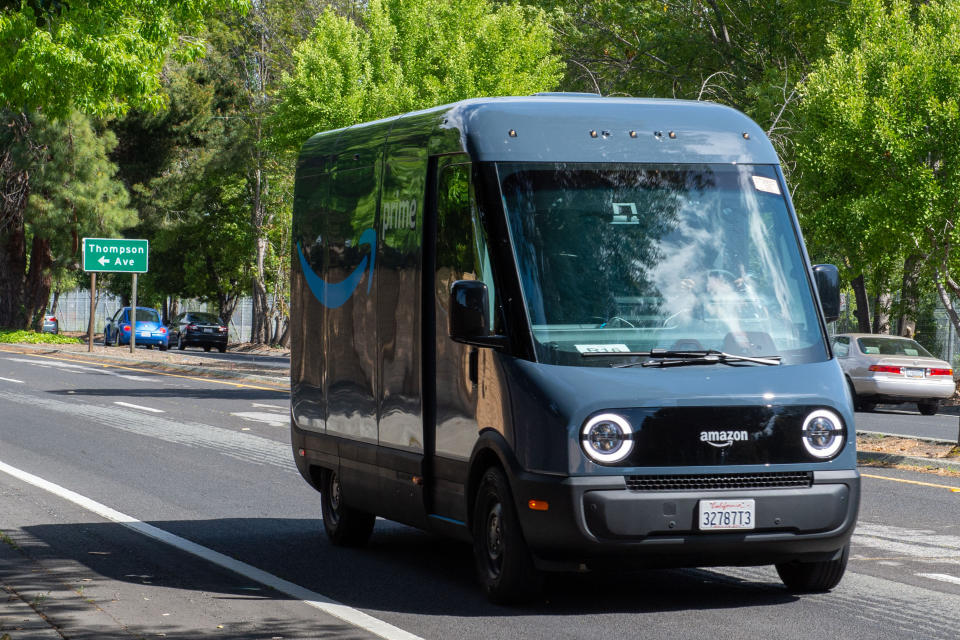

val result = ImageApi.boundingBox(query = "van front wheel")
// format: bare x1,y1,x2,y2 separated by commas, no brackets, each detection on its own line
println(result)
775,544,849,593
472,467,542,603
320,468,375,547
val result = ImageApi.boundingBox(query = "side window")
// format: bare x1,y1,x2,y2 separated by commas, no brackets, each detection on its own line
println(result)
437,162,498,330
832,336,849,357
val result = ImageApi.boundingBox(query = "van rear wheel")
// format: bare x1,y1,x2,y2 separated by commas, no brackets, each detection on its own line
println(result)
775,543,849,593
472,467,542,603
320,468,375,547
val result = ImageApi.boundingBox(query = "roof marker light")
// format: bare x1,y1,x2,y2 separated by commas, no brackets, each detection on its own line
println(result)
742,132,750,139
668,131,676,139
589,130,598,138
629,130,637,138
508,129,517,137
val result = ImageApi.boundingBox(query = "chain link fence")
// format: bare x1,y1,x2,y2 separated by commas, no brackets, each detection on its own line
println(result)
47,290,258,344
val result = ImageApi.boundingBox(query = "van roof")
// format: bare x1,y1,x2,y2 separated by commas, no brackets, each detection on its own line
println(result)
299,95,779,166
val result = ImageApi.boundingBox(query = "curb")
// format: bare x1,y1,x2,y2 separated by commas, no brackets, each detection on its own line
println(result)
857,450,960,473
0,343,289,387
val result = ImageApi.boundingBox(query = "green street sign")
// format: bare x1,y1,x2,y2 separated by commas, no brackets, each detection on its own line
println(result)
82,238,149,273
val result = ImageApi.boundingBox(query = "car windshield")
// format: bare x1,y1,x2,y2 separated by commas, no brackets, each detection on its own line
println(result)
130,308,160,323
857,337,933,358
189,313,222,325
497,162,826,366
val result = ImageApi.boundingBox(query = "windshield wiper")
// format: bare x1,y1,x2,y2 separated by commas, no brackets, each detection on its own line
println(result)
580,348,781,367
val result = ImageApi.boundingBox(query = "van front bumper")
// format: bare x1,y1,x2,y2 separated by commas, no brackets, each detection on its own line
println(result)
511,469,859,569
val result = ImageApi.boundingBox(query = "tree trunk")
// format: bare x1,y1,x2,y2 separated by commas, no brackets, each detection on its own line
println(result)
872,292,891,334
851,274,871,333
897,253,921,337
24,234,53,330
0,113,32,328
935,279,960,341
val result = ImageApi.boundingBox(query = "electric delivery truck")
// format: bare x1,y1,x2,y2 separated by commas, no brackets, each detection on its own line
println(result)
290,95,858,602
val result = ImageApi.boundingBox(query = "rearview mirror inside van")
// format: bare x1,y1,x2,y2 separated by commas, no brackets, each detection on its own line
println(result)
449,280,507,348
812,264,840,323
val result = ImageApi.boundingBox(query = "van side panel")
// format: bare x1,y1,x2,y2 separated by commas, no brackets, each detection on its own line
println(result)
323,129,384,511
291,135,340,438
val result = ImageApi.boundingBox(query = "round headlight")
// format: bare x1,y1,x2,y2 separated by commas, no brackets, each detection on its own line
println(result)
581,413,633,464
801,409,845,459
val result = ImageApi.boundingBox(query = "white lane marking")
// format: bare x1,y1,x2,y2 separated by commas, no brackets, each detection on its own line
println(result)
0,460,422,640
0,376,24,384
114,401,164,413
5,357,152,381
252,403,286,411
231,411,287,427
853,522,960,562
0,390,290,470
918,573,960,586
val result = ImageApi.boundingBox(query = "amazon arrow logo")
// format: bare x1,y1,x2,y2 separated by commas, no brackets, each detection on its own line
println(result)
296,228,376,309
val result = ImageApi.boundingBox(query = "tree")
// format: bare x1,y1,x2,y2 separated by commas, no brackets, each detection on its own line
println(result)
540,0,845,169
269,0,563,152
795,0,960,337
0,0,246,328
2,111,135,328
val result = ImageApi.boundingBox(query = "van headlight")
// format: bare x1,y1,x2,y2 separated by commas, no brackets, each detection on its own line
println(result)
801,409,845,459
581,413,633,464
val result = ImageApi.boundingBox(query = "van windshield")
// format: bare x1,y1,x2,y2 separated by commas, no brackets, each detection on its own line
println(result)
497,163,827,366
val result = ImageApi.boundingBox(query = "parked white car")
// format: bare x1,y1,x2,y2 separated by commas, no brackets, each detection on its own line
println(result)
831,333,956,415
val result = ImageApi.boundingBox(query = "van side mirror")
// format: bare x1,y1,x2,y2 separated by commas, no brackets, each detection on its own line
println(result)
449,280,508,349
812,264,840,323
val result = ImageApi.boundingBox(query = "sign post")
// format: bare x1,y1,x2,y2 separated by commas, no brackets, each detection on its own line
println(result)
82,238,149,352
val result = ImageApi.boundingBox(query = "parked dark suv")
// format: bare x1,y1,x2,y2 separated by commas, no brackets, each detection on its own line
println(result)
168,312,229,352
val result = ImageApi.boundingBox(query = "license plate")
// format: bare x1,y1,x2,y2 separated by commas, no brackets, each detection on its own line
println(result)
905,368,924,378
138,331,150,337
698,499,755,531
204,327,213,333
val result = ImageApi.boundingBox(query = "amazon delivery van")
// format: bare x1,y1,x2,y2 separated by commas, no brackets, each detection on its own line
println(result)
290,95,858,602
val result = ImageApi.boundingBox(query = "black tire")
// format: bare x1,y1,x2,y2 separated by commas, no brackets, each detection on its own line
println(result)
159,343,168,352
203,345,211,352
178,335,185,350
319,468,375,547
103,330,111,346
776,544,849,593
472,467,542,603
218,345,227,353
918,400,940,416
857,399,876,412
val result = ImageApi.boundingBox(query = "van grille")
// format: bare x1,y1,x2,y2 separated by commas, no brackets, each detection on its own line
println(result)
625,471,813,492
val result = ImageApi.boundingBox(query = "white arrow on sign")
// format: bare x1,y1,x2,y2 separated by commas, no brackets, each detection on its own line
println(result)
98,256,109,266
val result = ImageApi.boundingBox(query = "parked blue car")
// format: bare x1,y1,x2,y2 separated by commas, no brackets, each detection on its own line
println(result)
103,306,169,350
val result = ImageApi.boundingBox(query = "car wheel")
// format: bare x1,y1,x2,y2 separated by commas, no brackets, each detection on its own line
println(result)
918,400,940,416
203,345,211,352
776,543,849,593
178,335,185,351
104,330,111,346
218,345,227,353
858,401,876,412
159,343,168,352
319,468,375,547
472,467,542,603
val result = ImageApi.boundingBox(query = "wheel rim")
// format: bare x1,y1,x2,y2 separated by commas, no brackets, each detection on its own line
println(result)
483,501,504,578
328,472,342,525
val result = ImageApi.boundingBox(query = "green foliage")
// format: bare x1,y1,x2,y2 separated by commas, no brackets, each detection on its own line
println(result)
268,0,563,152
0,0,249,117
796,0,960,279
24,111,136,265
0,329,81,343
543,0,846,159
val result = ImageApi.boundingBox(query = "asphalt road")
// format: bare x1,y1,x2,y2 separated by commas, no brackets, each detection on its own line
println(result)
2,349,960,639
856,405,960,441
